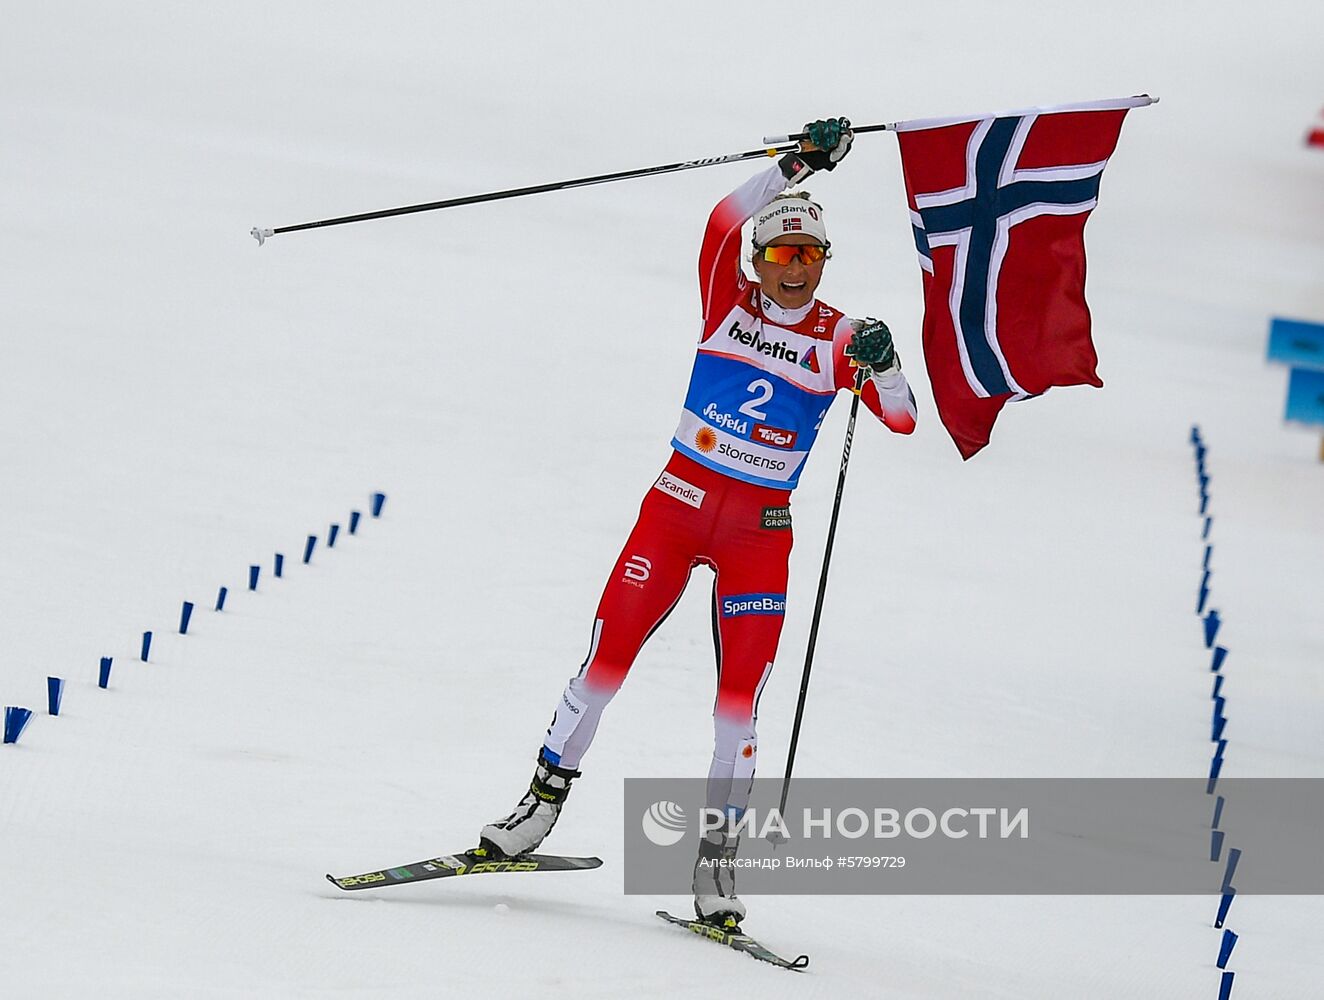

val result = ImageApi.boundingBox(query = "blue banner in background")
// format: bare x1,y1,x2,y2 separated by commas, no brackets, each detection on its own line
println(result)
1267,317,1324,369
1285,367,1324,426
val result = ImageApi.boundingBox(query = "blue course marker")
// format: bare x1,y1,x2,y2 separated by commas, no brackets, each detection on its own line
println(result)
1203,544,1213,570
1200,491,1209,515
1190,424,1202,444
1198,571,1211,614
179,601,195,635
1207,753,1224,795
328,523,340,548
1217,930,1239,970
1214,889,1236,928
99,656,113,689
216,586,228,611
349,510,361,534
4,706,34,744
47,677,65,716
1212,795,1225,829
141,631,153,662
249,565,260,591
1218,971,1235,999
1211,646,1228,672
1202,516,1212,540
304,535,317,564
371,492,386,517
1222,847,1242,892
1212,674,1224,699
1204,610,1222,649
1210,829,1225,862
275,553,284,578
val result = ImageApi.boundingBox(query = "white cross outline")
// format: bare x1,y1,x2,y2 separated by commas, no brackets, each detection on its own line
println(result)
909,115,1113,399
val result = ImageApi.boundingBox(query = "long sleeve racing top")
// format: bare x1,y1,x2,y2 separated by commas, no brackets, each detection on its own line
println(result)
670,164,917,489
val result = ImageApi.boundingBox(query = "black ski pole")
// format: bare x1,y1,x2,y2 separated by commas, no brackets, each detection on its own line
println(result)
772,367,867,836
251,142,799,245
761,122,896,144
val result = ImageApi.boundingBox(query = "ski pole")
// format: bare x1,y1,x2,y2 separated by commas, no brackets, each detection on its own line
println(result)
761,122,895,144
771,367,867,840
251,142,800,245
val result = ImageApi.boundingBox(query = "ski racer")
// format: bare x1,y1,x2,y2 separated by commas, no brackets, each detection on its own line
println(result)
480,118,917,927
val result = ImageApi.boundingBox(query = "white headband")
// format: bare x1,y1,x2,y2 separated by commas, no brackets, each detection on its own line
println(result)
751,197,828,247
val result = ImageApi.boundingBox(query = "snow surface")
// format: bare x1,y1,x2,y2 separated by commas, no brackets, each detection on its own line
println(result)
3,1,1323,996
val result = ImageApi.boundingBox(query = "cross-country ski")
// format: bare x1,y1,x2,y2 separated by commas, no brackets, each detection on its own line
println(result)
326,849,602,891
655,910,810,971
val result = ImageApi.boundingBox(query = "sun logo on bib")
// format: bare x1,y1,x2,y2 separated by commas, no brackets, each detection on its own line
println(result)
695,427,718,453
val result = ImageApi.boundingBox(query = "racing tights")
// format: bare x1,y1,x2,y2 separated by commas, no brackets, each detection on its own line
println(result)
542,451,792,818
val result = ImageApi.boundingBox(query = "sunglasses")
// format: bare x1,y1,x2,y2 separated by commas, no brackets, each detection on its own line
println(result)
755,244,830,266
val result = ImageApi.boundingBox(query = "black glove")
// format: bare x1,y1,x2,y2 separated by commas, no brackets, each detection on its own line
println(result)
846,318,899,376
779,117,853,185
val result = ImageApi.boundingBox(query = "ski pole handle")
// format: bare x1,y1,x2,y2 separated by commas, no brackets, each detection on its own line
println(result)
761,122,896,145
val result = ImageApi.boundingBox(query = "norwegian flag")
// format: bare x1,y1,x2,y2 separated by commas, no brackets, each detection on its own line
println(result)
894,96,1154,459
783,217,803,232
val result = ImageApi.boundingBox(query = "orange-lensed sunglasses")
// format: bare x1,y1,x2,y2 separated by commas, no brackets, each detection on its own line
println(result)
755,244,830,266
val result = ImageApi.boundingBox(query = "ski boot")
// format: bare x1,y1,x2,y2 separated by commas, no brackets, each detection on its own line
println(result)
479,750,580,858
692,829,746,927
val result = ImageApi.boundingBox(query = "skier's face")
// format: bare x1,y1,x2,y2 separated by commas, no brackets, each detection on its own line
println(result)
753,235,826,311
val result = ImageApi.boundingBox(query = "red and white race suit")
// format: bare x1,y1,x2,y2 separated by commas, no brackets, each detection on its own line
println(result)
541,163,916,818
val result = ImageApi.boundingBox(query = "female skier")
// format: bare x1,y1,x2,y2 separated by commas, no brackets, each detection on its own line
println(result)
480,118,917,926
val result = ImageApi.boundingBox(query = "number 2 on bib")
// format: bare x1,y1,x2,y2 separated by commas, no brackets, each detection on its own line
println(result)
739,379,774,420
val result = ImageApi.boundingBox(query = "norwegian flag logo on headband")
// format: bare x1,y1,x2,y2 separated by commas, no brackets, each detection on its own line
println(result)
783,218,802,232
893,95,1155,459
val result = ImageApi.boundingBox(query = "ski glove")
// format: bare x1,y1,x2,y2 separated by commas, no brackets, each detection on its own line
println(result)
779,117,853,185
800,118,853,171
846,318,899,376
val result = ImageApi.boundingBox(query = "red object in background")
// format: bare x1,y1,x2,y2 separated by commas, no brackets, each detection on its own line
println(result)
1307,107,1324,148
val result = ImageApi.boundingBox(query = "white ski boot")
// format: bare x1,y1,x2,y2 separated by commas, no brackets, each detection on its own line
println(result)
479,751,580,858
692,830,746,925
